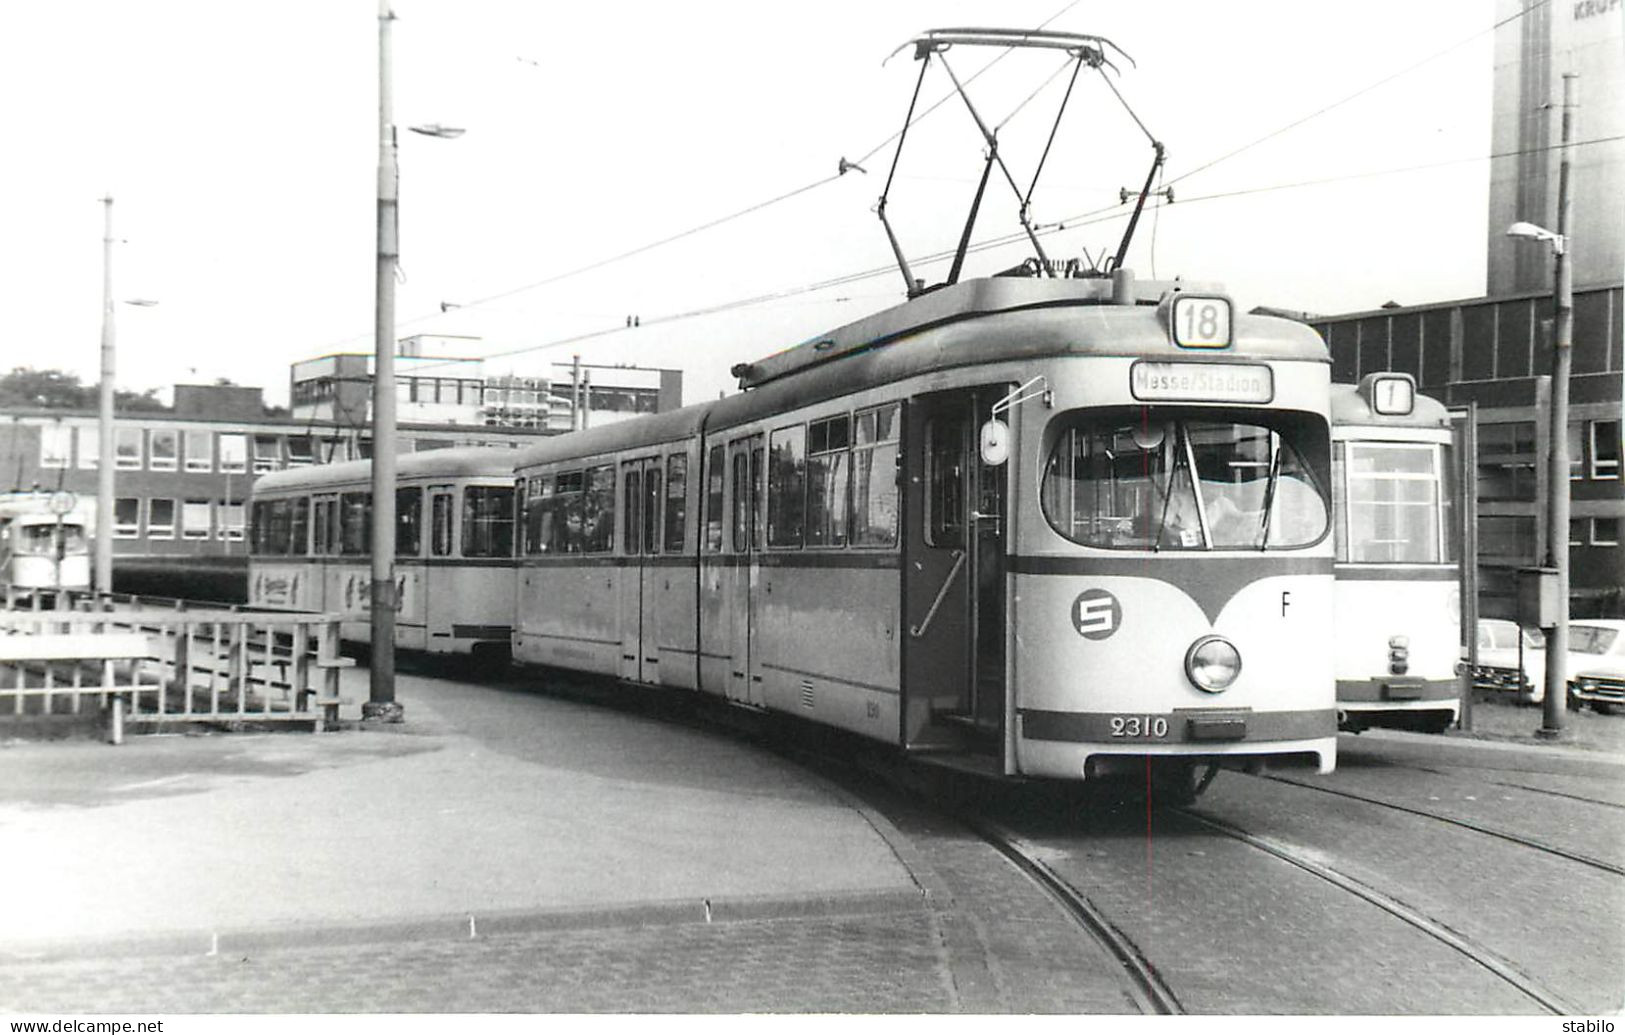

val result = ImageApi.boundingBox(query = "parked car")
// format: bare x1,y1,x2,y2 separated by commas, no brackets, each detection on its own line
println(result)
1473,618,1545,705
1565,620,1625,715
1473,617,1625,713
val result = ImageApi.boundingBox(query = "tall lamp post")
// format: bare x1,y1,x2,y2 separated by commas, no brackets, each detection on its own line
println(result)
96,197,116,600
366,0,461,722
1506,72,1577,740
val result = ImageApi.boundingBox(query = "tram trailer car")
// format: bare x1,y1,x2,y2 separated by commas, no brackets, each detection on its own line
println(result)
511,272,1340,792
0,491,93,596
247,448,518,662
1330,374,1463,734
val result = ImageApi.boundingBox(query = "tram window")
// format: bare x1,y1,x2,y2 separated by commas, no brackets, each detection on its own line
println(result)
851,403,900,548
524,475,554,555
1343,442,1446,563
1040,413,1328,551
312,499,334,555
622,467,642,555
582,465,616,554
751,445,765,550
340,492,371,555
665,455,688,552
704,447,724,552
925,417,967,548
768,425,806,548
463,486,515,557
290,497,309,555
397,487,422,556
252,499,290,554
807,416,850,548
431,493,453,557
553,471,584,554
731,451,749,553
643,465,662,555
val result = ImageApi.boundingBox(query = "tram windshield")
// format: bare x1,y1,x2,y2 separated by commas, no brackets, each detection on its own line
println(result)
12,520,88,557
1041,413,1328,550
1333,441,1456,564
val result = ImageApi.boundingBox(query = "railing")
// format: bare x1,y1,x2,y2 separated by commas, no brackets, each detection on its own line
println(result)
0,591,354,742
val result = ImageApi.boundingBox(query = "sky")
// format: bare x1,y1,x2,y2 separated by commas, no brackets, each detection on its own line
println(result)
0,0,1499,409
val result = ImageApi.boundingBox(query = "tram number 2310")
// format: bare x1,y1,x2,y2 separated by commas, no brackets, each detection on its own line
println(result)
1109,715,1170,739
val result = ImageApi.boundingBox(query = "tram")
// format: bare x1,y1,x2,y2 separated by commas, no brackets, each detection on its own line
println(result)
247,447,518,661
512,271,1340,791
1330,374,1463,733
0,490,93,597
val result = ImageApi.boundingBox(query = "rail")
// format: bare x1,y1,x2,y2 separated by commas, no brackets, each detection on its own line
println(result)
0,590,355,742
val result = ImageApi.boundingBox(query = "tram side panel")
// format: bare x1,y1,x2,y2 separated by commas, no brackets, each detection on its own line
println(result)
1333,575,1460,725
753,561,902,742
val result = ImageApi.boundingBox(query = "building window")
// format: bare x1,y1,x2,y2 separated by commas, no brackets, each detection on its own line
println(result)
39,425,71,468
149,429,179,472
114,498,140,538
76,426,99,469
252,435,281,473
218,502,245,541
114,427,144,470
182,500,212,540
219,433,248,473
184,429,213,471
286,436,315,467
1570,518,1586,546
1568,422,1584,481
1476,422,1537,502
1592,421,1621,480
1593,517,1620,547
147,498,176,540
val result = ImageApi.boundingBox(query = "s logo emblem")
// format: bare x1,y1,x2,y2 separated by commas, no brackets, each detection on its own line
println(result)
1071,589,1121,640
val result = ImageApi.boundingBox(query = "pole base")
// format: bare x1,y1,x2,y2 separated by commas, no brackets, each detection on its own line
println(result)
1533,725,1570,741
362,700,405,724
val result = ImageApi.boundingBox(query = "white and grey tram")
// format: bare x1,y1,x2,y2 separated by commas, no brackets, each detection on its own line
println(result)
248,447,518,661
1330,374,1463,733
512,272,1339,790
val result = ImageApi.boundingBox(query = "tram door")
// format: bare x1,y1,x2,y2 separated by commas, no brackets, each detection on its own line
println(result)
902,388,1008,752
618,457,663,683
724,435,765,707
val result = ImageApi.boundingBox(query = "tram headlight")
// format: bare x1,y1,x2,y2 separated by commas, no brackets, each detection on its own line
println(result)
1185,635,1241,693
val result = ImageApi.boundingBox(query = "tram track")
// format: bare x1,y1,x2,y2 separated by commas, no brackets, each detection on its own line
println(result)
963,814,1185,1015
1175,806,1583,1015
1260,772,1625,877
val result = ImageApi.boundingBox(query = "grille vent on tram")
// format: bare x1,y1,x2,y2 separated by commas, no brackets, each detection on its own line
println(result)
800,680,816,709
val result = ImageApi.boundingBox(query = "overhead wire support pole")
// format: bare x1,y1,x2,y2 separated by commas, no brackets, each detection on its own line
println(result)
96,196,115,600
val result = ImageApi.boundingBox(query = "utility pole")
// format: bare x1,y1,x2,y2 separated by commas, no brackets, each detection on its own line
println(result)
1538,73,1577,740
95,196,116,600
365,0,403,722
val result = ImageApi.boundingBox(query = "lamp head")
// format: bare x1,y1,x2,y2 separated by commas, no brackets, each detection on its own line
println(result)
1506,221,1566,253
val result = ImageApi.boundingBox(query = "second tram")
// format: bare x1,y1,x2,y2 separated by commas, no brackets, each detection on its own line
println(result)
248,448,518,661
1330,373,1462,733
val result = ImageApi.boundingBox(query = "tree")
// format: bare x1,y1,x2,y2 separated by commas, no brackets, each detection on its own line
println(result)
0,367,171,413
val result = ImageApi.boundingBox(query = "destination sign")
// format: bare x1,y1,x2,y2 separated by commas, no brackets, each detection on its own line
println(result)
1130,361,1274,404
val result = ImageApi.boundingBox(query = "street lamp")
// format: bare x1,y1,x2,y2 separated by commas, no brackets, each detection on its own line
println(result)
1504,78,1577,741
365,1,461,723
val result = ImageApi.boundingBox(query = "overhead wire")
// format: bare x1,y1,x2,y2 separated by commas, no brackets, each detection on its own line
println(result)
395,0,1548,374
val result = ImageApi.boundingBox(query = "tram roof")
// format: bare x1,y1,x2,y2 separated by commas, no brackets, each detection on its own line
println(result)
512,274,1333,469
1330,382,1451,429
252,445,520,495
732,274,1326,390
